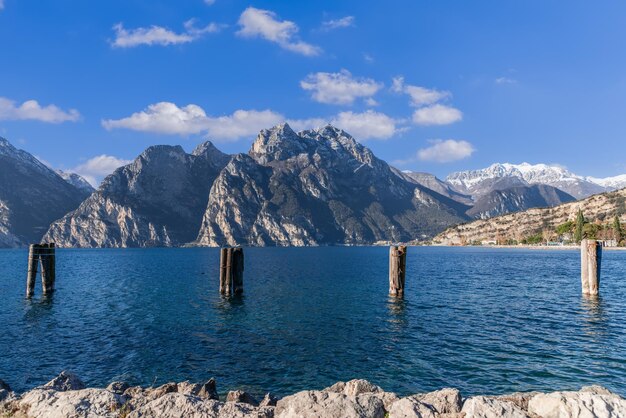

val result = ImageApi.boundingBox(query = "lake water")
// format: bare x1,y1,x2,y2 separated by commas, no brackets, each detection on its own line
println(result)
1,247,625,397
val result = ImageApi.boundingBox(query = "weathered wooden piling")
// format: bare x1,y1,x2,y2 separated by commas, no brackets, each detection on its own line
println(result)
219,248,228,294
581,239,602,295
26,243,56,298
389,245,407,297
232,248,244,295
219,247,244,295
26,244,38,297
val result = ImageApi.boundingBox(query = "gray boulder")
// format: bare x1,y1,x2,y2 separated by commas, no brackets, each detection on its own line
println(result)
227,390,259,406
260,393,279,407
106,381,130,394
43,371,86,392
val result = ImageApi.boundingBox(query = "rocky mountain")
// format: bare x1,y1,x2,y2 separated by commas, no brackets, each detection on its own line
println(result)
44,142,230,247
397,170,473,205
0,137,91,247
434,188,626,245
195,124,469,246
467,184,576,219
447,163,607,199
56,170,95,194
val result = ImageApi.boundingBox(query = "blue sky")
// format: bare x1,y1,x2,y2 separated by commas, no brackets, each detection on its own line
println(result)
2,0,626,185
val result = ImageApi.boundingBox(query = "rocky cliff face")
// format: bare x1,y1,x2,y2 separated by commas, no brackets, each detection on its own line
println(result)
0,137,91,247
467,183,576,219
44,142,229,247
195,124,469,246
435,188,626,245
397,170,473,205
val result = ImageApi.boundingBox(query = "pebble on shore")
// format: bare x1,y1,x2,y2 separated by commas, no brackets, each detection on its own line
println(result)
1,372,626,417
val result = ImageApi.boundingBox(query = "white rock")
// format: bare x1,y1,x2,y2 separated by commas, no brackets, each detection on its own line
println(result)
528,387,626,418
388,397,437,418
128,393,220,418
19,388,124,418
275,390,385,418
461,396,530,418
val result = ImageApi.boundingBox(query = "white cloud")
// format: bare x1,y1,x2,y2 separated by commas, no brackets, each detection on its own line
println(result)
73,155,132,187
236,7,321,56
111,20,223,48
0,0,4,10
412,104,462,126
391,76,450,106
417,139,475,163
300,70,382,105
363,53,374,63
102,102,284,141
331,110,396,140
321,16,355,31
205,109,284,140
204,0,215,4
0,97,80,123
288,111,396,140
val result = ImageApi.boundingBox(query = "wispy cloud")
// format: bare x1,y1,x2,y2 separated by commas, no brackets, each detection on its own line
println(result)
0,97,80,123
0,0,4,10
391,76,450,106
204,0,216,4
300,70,382,105
111,19,224,48
417,139,475,163
321,16,355,31
102,102,283,141
236,7,321,56
495,76,517,85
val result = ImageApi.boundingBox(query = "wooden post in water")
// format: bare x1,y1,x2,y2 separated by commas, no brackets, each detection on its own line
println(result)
389,245,407,297
581,239,602,295
26,244,39,297
40,243,56,295
224,248,233,295
232,248,244,295
219,248,228,294
26,243,56,297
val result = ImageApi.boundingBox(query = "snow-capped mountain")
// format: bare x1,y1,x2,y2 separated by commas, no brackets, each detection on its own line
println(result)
587,174,626,191
447,163,608,199
56,170,96,194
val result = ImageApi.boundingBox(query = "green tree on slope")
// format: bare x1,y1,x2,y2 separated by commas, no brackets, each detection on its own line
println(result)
574,209,585,243
613,215,623,245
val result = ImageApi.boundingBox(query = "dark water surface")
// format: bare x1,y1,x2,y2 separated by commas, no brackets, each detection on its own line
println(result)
1,247,625,396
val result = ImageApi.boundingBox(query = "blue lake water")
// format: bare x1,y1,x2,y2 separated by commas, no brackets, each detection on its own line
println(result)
1,247,625,397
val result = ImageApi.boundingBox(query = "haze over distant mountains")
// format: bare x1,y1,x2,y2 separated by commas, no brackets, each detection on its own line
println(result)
1,129,626,248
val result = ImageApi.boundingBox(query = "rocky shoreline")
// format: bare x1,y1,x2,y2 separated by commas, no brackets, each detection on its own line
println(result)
1,372,626,417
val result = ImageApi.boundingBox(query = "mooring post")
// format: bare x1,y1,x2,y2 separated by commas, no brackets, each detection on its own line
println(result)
26,244,39,298
389,245,407,296
581,239,602,295
224,248,233,295
232,247,244,295
219,248,228,294
40,243,56,295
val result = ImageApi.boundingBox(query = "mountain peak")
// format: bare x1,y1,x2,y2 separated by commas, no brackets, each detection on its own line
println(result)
249,123,310,164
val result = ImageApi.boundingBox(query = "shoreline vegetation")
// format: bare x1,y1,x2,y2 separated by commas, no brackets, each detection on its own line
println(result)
1,372,626,417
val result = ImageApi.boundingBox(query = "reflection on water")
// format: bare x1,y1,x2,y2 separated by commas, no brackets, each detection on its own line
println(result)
580,294,607,337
